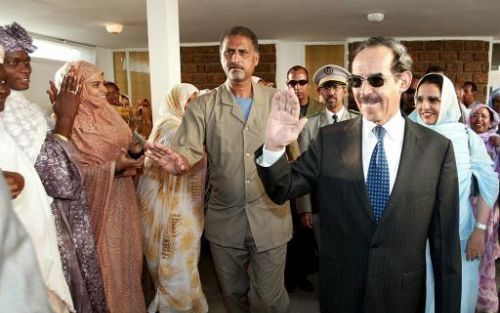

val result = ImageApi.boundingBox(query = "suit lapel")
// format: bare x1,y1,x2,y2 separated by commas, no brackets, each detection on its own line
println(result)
246,82,263,126
221,82,246,124
378,118,425,225
342,117,375,221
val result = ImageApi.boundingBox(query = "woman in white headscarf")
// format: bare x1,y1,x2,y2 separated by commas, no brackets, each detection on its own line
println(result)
410,73,498,313
137,83,208,313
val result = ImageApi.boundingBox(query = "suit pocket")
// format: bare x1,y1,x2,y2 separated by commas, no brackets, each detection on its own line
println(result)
401,269,424,290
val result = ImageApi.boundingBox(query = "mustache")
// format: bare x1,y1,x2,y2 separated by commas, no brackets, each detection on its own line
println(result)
360,94,381,104
229,63,244,70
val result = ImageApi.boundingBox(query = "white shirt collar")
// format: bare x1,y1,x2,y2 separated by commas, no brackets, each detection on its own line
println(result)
325,105,345,123
362,110,405,141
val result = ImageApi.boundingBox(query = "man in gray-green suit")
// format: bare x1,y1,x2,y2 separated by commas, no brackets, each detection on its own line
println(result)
146,26,291,313
297,64,359,246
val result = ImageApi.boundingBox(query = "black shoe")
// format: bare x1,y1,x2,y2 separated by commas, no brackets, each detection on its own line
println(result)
297,277,314,292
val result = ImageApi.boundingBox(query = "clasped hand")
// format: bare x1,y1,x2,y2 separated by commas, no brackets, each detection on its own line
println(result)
265,89,307,151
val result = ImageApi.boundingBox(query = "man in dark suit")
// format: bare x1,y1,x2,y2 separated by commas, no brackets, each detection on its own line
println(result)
255,36,461,313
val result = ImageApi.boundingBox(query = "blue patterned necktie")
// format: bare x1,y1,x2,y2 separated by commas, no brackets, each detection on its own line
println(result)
367,125,389,223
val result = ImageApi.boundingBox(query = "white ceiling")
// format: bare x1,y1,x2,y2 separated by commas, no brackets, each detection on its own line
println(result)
0,0,499,49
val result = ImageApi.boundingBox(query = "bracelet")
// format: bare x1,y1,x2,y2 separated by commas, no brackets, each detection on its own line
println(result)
474,222,487,231
53,133,69,143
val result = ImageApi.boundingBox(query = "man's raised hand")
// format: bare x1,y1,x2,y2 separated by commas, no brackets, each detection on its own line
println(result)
265,89,307,151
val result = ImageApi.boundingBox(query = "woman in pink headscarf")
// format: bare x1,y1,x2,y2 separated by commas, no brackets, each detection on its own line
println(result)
67,60,146,313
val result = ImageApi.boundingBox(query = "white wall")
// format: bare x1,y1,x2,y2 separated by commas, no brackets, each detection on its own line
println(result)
96,48,115,82
24,57,65,115
275,42,305,90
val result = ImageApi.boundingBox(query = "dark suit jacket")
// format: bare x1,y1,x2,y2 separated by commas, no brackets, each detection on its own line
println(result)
256,116,461,313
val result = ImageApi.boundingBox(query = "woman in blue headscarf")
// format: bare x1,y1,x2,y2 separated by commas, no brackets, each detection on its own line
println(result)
410,73,498,313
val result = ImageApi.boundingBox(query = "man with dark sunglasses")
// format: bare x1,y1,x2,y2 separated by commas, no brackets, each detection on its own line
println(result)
286,65,323,117
256,36,461,313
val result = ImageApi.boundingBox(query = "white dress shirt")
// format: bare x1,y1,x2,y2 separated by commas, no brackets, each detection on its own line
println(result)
260,111,406,195
326,105,345,124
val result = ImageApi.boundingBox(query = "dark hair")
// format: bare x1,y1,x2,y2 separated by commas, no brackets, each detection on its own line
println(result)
354,36,412,73
286,65,309,79
418,74,443,93
219,26,259,53
463,81,477,92
104,81,119,91
425,64,444,74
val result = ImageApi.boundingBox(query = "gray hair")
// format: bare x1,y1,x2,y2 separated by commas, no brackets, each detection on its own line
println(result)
354,36,412,73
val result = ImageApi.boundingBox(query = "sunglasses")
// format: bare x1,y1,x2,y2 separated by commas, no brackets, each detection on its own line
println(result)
348,73,398,88
287,80,308,87
416,95,441,105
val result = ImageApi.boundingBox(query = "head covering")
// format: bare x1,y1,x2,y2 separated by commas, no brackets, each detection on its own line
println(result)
410,73,499,238
63,60,132,165
410,73,462,126
313,64,350,86
467,104,499,133
147,83,198,145
158,83,199,122
0,22,37,53
487,87,500,110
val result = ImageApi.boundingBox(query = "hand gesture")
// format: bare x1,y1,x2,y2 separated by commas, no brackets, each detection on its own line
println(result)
50,72,82,138
145,142,190,175
3,171,25,199
265,89,307,151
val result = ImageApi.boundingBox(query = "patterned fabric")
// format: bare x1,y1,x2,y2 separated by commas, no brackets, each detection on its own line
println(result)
35,134,108,313
137,83,208,313
0,128,74,312
367,125,389,223
0,22,37,53
66,60,146,313
471,102,500,313
1,90,51,164
476,200,499,313
332,113,338,123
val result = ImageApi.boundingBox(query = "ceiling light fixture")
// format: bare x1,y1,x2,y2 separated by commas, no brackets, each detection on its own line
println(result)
367,12,385,23
106,23,123,34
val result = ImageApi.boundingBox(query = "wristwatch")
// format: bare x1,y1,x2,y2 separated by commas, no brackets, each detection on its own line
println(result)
474,222,487,231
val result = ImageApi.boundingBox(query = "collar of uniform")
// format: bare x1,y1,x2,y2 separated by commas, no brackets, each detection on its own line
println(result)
325,105,345,122
362,110,405,141
221,80,264,106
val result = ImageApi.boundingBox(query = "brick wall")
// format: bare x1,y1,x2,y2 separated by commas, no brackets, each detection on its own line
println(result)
180,44,276,90
348,40,490,103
